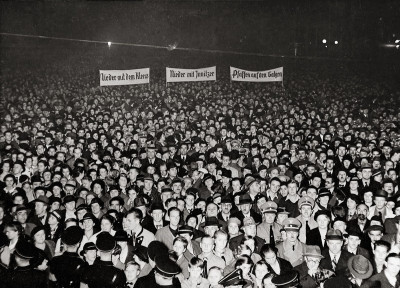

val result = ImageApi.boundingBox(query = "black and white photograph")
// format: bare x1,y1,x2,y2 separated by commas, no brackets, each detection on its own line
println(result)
0,0,400,287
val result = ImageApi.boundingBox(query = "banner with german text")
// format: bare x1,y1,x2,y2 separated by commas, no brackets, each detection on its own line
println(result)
230,67,283,82
99,68,150,86
166,67,216,83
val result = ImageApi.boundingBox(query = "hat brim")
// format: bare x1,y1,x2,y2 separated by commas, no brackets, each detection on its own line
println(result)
304,253,324,259
326,236,344,241
348,258,374,279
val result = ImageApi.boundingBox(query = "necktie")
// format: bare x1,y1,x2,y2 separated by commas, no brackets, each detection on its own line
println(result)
203,257,208,278
292,245,295,251
305,220,310,241
269,225,275,246
332,255,337,270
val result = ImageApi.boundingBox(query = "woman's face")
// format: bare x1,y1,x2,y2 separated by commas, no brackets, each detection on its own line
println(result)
101,219,113,232
5,227,18,240
34,230,46,244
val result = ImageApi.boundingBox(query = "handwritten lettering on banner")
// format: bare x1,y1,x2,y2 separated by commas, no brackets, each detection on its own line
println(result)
230,67,283,82
166,67,216,83
99,68,150,86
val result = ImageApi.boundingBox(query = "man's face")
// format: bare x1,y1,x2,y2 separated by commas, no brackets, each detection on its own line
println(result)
316,215,330,229
327,239,343,254
347,235,361,250
124,213,139,231
244,224,256,237
306,256,321,271
35,202,46,215
386,257,400,277
221,203,232,214
263,213,276,224
201,237,214,253
369,231,383,244
173,240,186,256
286,230,298,242
374,197,386,209
151,209,163,222
374,245,388,262
270,180,280,193
240,204,251,214
362,169,372,180
16,211,28,224
169,210,180,226
206,204,218,217
300,205,312,218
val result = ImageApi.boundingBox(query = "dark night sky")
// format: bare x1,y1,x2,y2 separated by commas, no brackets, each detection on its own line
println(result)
1,0,399,57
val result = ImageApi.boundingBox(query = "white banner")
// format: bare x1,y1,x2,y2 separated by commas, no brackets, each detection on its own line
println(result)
166,66,216,83
99,68,150,86
230,66,283,82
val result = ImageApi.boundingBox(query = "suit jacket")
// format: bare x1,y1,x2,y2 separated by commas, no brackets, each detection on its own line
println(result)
140,158,164,173
155,226,175,250
358,179,381,193
229,234,265,254
293,262,319,288
343,244,371,260
306,228,327,250
367,206,395,221
360,271,400,288
320,249,352,276
266,257,293,275
28,213,49,227
296,215,318,244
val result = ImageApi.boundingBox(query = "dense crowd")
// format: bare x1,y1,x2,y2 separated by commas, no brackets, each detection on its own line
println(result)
0,60,400,288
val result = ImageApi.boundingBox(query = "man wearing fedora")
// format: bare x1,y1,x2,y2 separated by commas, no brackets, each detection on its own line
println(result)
231,194,262,225
324,255,374,288
320,229,352,276
367,190,395,222
306,209,331,250
229,217,265,254
294,245,335,288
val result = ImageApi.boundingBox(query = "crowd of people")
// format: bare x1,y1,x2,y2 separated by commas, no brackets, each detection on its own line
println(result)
0,57,400,288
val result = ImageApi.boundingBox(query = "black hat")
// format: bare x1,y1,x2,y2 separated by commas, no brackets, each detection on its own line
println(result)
96,232,116,252
374,190,388,199
31,226,46,238
80,242,97,256
318,188,331,198
221,195,233,204
154,255,181,278
80,213,97,223
76,204,89,212
148,241,169,261
238,194,252,205
314,209,331,221
271,270,300,288
114,230,129,242
219,269,246,287
14,241,37,260
177,225,194,235
90,197,104,208
49,209,63,222
63,195,76,205
150,202,165,213
132,245,149,263
61,226,84,246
